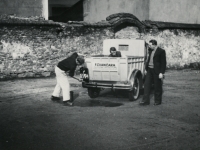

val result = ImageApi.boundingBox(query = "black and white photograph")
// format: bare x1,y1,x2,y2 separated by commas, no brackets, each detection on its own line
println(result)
0,0,200,149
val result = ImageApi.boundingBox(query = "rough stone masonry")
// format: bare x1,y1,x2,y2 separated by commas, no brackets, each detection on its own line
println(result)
0,13,200,80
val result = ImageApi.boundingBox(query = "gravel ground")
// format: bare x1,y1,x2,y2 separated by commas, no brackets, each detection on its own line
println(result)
0,70,200,150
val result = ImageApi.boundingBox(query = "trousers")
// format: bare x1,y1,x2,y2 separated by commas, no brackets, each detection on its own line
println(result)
52,66,70,101
143,68,163,103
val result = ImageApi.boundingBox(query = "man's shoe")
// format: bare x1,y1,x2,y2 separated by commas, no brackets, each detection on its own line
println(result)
139,101,150,106
154,102,161,106
63,100,73,106
51,96,60,101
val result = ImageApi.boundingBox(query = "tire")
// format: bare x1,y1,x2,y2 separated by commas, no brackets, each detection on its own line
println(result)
88,88,100,98
129,77,140,101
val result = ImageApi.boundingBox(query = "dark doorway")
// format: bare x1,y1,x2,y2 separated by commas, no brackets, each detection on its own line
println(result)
48,0,83,23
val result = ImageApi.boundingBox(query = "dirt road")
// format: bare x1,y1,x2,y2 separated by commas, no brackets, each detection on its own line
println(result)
0,70,200,150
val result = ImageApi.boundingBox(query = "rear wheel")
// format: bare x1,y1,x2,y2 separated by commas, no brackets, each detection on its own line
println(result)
129,77,140,101
88,88,100,98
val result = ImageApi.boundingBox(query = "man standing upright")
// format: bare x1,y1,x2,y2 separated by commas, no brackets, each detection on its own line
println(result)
140,39,166,106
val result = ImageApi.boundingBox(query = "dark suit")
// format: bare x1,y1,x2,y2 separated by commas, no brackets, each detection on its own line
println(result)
143,47,166,104
145,47,166,74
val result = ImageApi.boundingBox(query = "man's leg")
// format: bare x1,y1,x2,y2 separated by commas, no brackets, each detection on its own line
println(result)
52,67,61,100
140,68,153,105
52,83,61,99
57,72,73,106
57,73,70,101
153,71,163,105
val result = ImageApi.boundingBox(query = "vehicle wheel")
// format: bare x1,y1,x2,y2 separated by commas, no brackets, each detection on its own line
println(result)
88,88,100,98
129,77,140,101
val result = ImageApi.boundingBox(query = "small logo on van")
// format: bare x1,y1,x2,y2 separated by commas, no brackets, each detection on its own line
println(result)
93,62,118,71
95,63,116,67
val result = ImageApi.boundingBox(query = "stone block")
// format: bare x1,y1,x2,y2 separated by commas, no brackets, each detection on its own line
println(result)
26,72,35,78
41,72,50,77
18,73,26,78
10,73,18,78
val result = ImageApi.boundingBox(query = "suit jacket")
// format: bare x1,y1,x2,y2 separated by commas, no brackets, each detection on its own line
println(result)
145,47,166,74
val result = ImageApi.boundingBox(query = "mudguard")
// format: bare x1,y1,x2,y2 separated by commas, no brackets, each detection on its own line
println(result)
128,69,143,89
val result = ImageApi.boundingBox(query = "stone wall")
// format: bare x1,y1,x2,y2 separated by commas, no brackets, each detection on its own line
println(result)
0,16,114,80
0,13,200,80
116,27,200,69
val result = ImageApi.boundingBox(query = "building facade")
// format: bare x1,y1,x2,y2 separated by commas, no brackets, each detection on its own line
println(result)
0,0,200,24
83,0,149,22
83,0,200,24
0,0,48,20
149,0,200,24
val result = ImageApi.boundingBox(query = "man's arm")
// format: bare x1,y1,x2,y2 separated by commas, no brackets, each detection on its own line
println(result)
69,68,76,77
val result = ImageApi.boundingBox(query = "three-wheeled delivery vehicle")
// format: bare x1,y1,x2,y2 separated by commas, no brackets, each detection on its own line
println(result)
80,39,147,101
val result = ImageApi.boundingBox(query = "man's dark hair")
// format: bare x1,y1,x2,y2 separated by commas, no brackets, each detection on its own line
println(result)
110,47,116,52
77,56,85,65
149,39,157,46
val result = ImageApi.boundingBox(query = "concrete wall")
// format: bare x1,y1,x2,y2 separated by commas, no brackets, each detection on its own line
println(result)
0,0,47,19
1,0,200,24
83,0,149,22
0,0,80,19
149,0,200,24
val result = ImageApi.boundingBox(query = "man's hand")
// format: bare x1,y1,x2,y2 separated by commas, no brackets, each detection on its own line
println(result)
159,73,164,79
78,78,83,82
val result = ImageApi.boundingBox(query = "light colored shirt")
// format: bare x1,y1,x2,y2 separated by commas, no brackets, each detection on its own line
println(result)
148,47,157,68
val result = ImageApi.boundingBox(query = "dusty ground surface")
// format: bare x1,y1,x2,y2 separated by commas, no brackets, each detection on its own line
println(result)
0,70,200,150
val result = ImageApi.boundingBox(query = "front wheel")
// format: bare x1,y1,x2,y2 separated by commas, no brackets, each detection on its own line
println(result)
88,88,100,98
129,77,140,101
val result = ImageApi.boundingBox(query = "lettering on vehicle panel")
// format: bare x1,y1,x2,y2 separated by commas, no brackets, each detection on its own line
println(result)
92,62,118,71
